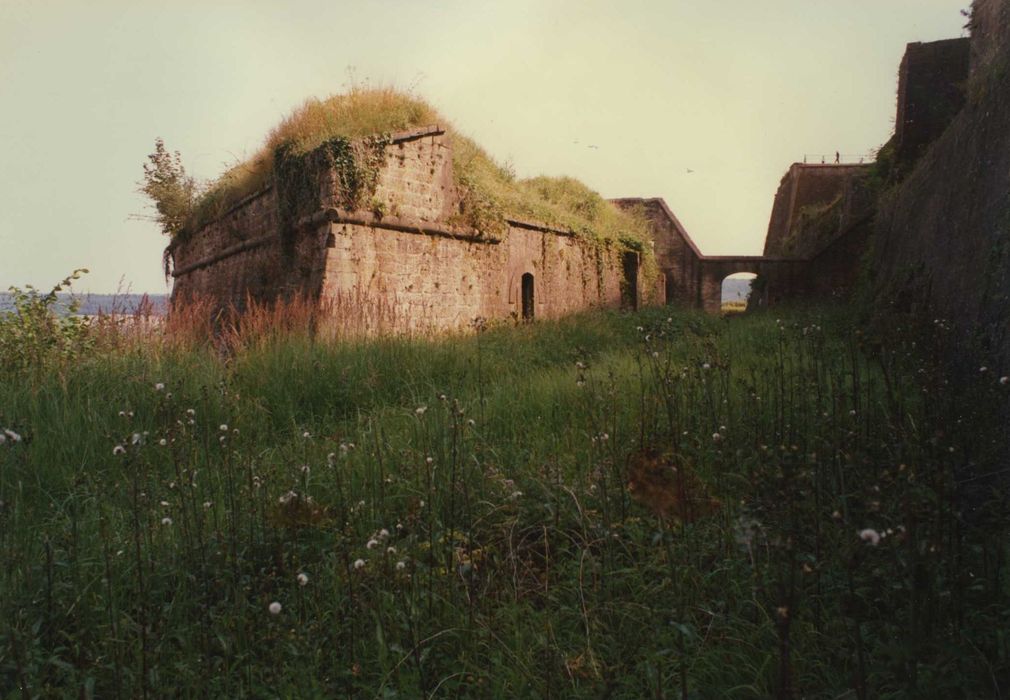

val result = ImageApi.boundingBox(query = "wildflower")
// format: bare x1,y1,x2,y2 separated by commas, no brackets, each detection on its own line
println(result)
353,559,366,570
302,431,311,439
159,500,170,507
161,517,173,526
186,409,195,416
467,419,475,427
113,445,126,456
415,406,427,416
2,428,21,443
980,366,988,374
131,433,143,445
366,539,379,550
268,601,282,615
300,464,310,474
297,573,309,587
396,561,407,571
712,432,722,443
386,546,397,555
154,382,165,391
425,456,434,465
158,438,167,446
378,528,390,539
858,528,881,546
702,363,711,370
278,491,298,505
438,393,447,401
219,424,228,432
203,501,212,509
1001,376,1009,385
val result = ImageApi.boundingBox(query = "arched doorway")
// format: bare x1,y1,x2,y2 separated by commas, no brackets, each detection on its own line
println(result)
721,272,757,314
521,273,535,321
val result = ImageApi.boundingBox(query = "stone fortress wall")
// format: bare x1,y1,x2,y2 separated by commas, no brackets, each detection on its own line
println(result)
170,128,638,331
170,3,991,322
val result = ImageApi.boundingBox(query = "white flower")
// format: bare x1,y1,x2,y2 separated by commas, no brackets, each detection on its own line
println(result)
712,432,722,442
113,445,126,456
268,601,282,615
366,538,379,550
1001,376,1009,386
395,561,407,571
154,382,165,391
378,528,390,539
186,409,196,416
702,363,711,370
300,464,310,474
161,517,173,526
203,501,213,509
980,366,988,373
0,434,5,445
353,559,366,570
131,433,143,445
415,406,427,416
219,424,228,432
302,431,311,439
386,546,397,555
297,573,309,587
858,528,881,546
158,438,167,446
2,428,20,443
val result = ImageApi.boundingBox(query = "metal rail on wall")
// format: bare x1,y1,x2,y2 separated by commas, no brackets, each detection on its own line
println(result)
801,153,875,165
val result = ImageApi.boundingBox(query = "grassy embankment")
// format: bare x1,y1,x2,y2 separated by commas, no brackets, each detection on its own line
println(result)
2,305,1010,698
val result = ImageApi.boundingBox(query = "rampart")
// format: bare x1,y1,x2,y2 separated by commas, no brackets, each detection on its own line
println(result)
895,38,971,162
170,127,642,331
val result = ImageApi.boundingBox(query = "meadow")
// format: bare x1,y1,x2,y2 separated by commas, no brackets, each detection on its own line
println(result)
1,290,1009,698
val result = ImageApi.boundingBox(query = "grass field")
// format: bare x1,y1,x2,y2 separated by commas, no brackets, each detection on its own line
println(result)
2,303,1009,698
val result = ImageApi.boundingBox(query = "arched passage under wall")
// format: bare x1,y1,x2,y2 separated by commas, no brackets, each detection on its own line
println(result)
721,272,757,313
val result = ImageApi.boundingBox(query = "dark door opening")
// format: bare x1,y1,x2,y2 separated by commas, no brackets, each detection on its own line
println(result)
521,273,535,321
664,272,675,306
622,252,639,310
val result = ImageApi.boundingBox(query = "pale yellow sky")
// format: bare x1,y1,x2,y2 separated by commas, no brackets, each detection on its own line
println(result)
0,0,967,292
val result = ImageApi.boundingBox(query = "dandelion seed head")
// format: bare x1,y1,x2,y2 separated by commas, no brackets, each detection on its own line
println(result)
161,517,173,526
154,382,165,391
113,445,126,456
353,559,366,570
366,539,379,550
858,528,881,546
268,601,282,615
1001,376,1009,385
297,573,309,587
158,438,167,446
415,406,427,416
396,561,406,571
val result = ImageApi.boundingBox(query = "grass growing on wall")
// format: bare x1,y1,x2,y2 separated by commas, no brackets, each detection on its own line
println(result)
168,87,657,291
3,301,1010,697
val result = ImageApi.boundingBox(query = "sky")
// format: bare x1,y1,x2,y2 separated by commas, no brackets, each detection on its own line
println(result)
0,0,968,294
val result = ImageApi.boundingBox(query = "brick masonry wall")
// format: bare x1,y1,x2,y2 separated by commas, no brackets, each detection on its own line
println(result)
321,222,624,332
763,164,871,256
971,0,1009,74
895,38,971,162
170,127,633,330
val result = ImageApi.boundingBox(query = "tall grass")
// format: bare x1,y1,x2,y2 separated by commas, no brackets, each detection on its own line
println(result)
1,307,1009,697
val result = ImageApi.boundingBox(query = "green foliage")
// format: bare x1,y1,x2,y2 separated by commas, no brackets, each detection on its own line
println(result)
2,307,1008,697
0,269,93,377
139,138,200,239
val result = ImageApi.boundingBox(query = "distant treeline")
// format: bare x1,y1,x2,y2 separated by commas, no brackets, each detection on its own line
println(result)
0,293,169,316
